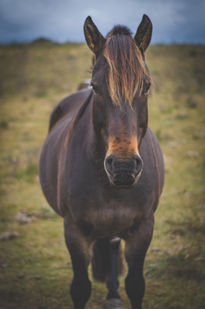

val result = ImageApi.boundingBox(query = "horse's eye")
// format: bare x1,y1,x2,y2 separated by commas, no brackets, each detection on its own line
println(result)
91,82,101,95
142,81,151,96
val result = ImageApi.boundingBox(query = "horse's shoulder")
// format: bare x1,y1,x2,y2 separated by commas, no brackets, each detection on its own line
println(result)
49,88,92,131
141,128,165,197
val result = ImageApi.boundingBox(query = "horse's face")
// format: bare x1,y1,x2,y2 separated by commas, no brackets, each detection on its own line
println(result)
91,56,150,187
84,16,152,187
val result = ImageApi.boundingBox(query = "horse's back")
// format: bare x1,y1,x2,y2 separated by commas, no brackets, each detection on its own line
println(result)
49,88,92,131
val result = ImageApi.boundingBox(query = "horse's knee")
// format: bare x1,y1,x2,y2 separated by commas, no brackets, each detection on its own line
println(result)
124,218,153,309
70,277,91,309
125,273,145,309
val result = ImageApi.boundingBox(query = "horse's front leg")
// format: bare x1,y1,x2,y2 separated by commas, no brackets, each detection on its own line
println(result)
64,216,93,309
124,215,154,309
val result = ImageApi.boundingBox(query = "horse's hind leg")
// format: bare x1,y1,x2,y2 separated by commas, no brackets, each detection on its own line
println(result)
105,237,124,309
64,217,93,309
124,216,154,309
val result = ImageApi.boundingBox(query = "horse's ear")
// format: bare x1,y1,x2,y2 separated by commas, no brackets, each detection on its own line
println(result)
134,14,152,53
84,16,105,56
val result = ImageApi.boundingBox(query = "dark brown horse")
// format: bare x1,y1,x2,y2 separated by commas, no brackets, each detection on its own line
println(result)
39,15,164,309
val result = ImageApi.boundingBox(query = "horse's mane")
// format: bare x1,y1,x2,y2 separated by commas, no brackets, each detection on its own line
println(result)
104,26,151,106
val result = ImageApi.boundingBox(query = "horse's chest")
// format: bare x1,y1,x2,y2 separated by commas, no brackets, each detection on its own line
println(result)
66,170,153,238
77,199,143,238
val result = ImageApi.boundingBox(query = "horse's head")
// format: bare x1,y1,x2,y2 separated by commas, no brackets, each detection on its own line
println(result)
84,15,152,187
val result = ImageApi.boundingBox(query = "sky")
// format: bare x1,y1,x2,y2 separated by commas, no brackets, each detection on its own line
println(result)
0,0,205,44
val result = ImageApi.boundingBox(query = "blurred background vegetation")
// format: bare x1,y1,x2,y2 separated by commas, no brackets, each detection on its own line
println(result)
0,41,205,308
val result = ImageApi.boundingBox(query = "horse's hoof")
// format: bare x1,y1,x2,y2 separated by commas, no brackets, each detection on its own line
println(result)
104,298,124,309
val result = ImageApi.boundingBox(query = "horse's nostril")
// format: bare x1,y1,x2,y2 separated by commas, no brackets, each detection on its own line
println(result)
107,157,113,166
133,155,143,175
105,155,115,173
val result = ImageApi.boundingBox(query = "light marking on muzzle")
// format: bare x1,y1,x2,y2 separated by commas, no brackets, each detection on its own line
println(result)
106,135,140,158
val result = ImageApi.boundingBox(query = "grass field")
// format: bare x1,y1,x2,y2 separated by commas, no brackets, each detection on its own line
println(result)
0,41,205,309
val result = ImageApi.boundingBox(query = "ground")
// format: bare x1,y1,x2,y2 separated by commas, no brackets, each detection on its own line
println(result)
0,42,205,308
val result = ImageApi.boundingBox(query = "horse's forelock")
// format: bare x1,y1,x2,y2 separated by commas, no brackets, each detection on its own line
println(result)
103,31,151,106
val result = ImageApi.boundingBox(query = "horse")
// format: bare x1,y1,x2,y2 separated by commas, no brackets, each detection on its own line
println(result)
39,14,164,309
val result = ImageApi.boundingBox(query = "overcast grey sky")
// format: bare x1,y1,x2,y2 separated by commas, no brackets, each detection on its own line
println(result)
0,0,205,43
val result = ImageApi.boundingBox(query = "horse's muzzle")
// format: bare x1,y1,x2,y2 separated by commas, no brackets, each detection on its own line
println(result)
104,154,143,187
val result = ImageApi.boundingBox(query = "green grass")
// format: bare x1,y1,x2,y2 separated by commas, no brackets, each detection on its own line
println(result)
0,42,205,309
